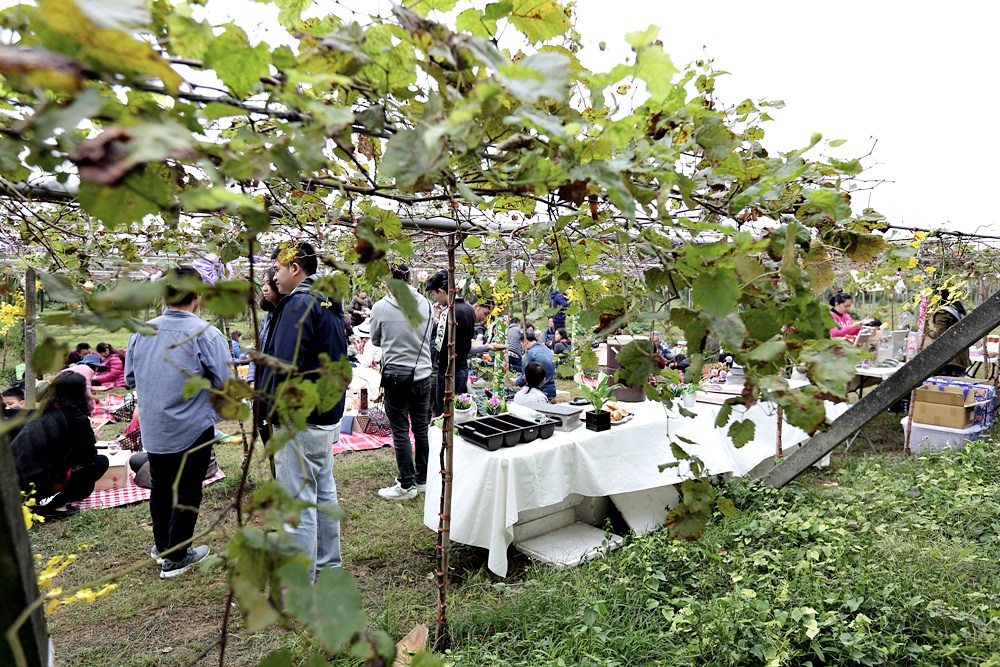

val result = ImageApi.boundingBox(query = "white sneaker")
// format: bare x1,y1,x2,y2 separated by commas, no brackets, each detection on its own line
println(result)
415,483,427,493
150,545,165,565
378,482,418,500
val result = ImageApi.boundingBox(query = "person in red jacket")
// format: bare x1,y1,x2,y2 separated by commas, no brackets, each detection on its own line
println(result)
829,293,875,338
92,342,127,387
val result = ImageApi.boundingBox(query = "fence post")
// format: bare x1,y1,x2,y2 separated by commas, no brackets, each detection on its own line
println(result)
23,268,36,408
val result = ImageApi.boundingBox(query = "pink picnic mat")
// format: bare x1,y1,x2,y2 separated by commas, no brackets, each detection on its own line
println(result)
333,431,393,454
77,468,227,511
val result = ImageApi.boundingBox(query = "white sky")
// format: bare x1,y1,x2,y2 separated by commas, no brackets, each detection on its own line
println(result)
570,0,1000,234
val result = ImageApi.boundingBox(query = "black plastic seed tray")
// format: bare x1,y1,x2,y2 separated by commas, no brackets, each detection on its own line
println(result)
457,414,556,451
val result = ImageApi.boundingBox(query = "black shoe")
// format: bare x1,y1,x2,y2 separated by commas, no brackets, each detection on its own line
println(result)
160,545,210,579
38,505,80,520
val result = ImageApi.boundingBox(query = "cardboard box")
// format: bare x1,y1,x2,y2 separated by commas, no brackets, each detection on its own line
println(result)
911,399,975,429
95,450,131,491
916,378,996,429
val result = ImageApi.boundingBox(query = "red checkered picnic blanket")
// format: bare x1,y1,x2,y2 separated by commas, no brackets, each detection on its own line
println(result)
76,467,227,511
333,431,393,454
91,394,125,421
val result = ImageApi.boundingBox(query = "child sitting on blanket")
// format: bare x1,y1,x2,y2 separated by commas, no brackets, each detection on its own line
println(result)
512,362,551,406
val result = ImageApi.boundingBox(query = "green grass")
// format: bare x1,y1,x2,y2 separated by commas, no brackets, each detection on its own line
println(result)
25,410,1000,666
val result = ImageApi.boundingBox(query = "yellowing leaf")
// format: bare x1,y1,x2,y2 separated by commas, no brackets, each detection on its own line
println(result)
509,0,571,43
37,0,182,92
634,43,677,102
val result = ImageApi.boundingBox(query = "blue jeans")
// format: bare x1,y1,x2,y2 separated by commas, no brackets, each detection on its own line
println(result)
274,424,341,580
384,376,432,488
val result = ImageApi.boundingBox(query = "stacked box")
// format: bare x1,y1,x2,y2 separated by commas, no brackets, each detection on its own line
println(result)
918,377,996,429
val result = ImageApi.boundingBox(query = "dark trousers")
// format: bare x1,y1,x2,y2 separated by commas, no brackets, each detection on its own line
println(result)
50,455,109,507
508,354,523,373
147,427,214,563
434,368,469,417
384,376,432,488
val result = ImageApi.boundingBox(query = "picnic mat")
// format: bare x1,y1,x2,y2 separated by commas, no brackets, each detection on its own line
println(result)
77,467,227,511
333,431,393,455
92,394,126,421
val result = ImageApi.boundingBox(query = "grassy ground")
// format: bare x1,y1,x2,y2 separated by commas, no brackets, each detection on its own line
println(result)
23,369,1000,666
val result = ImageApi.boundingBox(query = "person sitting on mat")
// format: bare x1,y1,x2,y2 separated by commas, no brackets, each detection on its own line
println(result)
512,362,551,406
92,342,127,388
11,372,108,518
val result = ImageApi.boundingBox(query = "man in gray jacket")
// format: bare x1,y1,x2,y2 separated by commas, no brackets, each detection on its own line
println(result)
126,266,232,578
370,264,434,500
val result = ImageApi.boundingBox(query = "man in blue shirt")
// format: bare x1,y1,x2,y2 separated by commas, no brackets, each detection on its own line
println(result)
258,242,348,582
517,331,557,399
126,266,232,579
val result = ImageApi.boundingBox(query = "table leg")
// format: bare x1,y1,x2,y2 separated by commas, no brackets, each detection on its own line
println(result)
843,428,877,454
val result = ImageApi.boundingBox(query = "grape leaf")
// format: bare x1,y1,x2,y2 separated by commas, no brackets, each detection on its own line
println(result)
280,563,367,653
509,0,571,43
498,52,571,103
716,496,739,519
728,419,755,448
205,25,271,98
692,270,739,320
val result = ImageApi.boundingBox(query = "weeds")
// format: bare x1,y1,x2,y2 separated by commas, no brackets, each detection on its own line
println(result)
442,440,1000,666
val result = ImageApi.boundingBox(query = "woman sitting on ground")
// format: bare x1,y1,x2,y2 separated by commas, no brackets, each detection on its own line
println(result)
11,372,108,518
553,328,573,355
92,342,126,388
512,362,551,406
829,292,875,338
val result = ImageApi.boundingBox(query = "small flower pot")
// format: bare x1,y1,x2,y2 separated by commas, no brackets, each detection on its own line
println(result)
454,406,478,423
683,393,697,408
585,409,611,432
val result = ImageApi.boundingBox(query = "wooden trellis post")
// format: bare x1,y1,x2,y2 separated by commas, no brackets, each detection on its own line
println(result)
434,233,458,650
0,444,47,667
23,268,36,408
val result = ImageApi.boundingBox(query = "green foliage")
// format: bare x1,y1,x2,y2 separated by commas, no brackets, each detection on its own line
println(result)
0,0,961,662
446,440,1000,666
577,374,620,411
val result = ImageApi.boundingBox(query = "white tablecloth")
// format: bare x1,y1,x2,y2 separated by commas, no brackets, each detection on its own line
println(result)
423,397,849,576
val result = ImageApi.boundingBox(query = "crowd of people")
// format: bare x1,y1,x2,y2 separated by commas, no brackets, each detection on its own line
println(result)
10,245,982,587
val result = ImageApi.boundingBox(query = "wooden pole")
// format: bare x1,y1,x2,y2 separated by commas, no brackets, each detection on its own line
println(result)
434,233,457,650
763,288,1000,487
23,268,36,409
0,442,48,667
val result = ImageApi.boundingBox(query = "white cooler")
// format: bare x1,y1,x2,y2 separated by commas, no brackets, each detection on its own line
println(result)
901,417,986,455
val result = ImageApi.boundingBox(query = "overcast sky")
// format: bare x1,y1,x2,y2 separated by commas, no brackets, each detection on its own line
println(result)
570,0,1000,235
203,0,998,235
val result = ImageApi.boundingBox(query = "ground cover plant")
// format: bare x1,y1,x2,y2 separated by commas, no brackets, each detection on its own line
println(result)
440,438,1000,666
29,415,1000,666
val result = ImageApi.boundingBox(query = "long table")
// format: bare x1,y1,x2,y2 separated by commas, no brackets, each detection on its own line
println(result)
422,396,849,577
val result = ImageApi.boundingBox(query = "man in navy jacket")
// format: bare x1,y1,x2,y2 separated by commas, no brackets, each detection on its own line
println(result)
259,242,347,581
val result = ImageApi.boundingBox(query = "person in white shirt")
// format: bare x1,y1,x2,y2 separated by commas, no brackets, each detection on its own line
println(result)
512,362,550,406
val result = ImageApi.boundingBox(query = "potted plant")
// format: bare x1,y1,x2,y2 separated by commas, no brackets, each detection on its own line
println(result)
485,393,505,416
454,393,478,423
682,382,701,408
579,375,621,431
